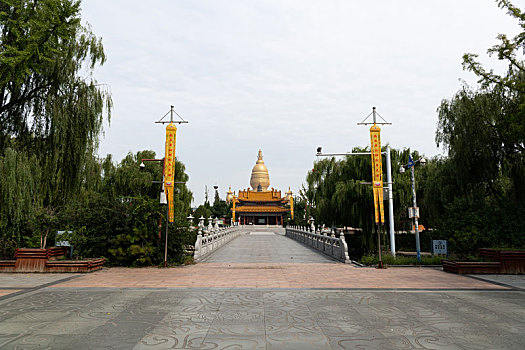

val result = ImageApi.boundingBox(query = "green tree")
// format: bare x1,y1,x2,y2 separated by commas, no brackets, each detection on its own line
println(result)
0,0,111,205
193,204,212,225
210,189,229,220
432,0,525,255
460,0,525,197
305,146,431,256
61,150,194,266
462,1,525,94
0,0,111,253
0,148,41,257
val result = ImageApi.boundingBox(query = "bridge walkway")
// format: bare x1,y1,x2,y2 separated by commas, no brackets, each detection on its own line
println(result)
201,229,337,263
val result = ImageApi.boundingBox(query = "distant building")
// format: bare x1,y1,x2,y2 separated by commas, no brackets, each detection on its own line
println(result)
227,150,292,225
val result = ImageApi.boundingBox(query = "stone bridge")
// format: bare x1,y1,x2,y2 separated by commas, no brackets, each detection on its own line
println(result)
198,227,340,264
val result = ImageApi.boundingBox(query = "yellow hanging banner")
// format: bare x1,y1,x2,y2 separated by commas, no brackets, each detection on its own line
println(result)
370,124,385,224
290,196,294,220
164,123,177,223
232,197,236,222
167,187,175,223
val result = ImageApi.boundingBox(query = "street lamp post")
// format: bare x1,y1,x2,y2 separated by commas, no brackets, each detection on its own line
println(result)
400,156,426,262
140,157,170,266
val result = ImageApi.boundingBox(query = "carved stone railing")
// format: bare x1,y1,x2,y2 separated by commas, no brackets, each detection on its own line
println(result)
193,225,242,261
285,225,350,263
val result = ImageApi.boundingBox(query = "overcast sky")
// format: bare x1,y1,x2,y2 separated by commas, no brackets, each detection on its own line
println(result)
81,0,521,206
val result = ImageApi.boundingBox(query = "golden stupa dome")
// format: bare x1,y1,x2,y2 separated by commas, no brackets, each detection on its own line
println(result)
286,186,293,200
250,149,270,192
226,186,234,204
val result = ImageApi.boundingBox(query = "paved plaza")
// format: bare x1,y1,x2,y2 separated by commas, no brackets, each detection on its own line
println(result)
0,230,524,349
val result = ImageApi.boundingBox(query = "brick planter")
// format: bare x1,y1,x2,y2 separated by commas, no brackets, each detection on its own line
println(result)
442,260,501,274
443,249,525,274
0,247,105,273
480,249,525,274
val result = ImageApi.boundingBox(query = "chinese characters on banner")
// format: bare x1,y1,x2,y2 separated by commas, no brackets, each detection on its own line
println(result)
164,123,177,223
370,124,385,224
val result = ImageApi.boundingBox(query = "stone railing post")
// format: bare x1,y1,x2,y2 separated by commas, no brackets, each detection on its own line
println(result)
207,217,213,232
339,230,350,263
198,216,205,231
194,222,203,260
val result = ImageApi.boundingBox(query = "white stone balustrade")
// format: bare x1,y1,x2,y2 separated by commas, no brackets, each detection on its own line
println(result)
285,225,350,263
193,226,242,261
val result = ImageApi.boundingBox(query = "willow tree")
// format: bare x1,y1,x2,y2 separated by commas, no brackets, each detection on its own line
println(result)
305,146,428,254
431,0,525,254
0,0,111,253
0,0,111,203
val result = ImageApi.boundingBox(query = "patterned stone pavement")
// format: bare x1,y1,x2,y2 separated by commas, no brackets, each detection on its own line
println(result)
0,230,524,349
0,288,524,349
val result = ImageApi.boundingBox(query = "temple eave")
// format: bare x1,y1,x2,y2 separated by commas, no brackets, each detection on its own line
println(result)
235,207,289,213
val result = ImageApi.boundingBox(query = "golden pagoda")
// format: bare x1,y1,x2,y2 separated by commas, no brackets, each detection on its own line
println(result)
231,149,292,225
250,149,270,191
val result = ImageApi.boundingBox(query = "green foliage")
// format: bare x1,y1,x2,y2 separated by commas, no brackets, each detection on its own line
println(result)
359,254,444,266
59,191,130,260
29,206,58,248
462,0,525,93
304,146,428,255
0,0,112,206
430,0,525,256
193,204,212,225
108,197,161,266
0,147,41,256
288,195,307,227
306,1,525,259
0,2,195,265
211,191,230,219
60,151,194,266
0,0,111,254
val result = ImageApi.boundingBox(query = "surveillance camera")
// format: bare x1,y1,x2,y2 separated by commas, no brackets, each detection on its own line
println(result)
139,161,145,170
316,146,322,154
419,158,427,166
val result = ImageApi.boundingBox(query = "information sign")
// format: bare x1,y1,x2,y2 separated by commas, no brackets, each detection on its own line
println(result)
431,240,448,255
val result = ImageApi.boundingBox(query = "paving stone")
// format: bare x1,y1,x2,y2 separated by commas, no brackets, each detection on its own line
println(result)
201,334,266,350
